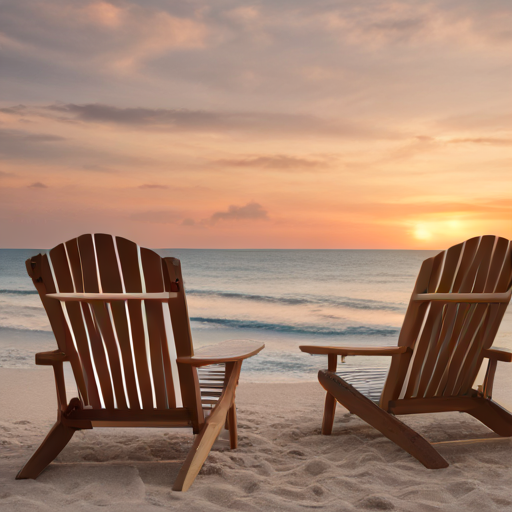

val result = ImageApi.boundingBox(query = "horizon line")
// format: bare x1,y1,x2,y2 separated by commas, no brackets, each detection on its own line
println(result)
0,246,444,251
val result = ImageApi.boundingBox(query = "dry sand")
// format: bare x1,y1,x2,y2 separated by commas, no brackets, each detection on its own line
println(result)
1,368,512,512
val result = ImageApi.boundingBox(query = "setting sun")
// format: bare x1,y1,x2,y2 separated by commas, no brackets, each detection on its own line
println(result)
413,225,432,241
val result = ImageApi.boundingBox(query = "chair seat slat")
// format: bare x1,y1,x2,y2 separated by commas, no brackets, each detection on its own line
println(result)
336,366,388,403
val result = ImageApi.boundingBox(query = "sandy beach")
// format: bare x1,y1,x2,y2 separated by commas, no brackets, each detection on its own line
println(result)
1,367,512,512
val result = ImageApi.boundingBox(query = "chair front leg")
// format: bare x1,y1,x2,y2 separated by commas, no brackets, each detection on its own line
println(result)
17,361,78,480
482,358,498,399
173,361,242,492
322,354,338,435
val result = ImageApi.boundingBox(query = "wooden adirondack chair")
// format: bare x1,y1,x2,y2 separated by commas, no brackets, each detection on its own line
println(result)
300,235,512,469
16,234,264,491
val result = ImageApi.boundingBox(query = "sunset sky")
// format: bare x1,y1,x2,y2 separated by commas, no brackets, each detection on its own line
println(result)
0,0,511,249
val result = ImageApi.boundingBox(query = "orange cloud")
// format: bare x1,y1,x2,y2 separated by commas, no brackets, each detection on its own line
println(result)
209,202,269,224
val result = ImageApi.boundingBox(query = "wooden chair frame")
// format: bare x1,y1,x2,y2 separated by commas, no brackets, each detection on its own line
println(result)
16,234,264,491
301,235,512,468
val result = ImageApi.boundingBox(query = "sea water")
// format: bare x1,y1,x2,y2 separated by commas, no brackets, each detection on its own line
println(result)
1,248,511,383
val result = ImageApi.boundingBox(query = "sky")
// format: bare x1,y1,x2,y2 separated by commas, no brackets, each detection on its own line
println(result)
0,0,511,249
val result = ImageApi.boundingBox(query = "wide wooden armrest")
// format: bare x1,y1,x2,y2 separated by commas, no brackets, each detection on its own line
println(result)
482,347,512,363
413,292,511,303
46,292,178,302
35,350,68,365
299,345,411,356
177,340,264,367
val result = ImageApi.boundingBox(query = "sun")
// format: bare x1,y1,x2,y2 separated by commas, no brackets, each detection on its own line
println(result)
413,225,432,240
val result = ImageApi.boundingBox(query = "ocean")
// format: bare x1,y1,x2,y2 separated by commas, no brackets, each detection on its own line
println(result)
1,248,511,384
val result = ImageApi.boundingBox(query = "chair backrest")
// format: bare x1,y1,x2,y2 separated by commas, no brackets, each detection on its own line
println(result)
26,234,203,423
381,235,512,407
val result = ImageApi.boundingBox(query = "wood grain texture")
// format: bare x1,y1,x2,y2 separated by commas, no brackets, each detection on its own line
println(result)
412,292,511,303
141,247,170,409
172,361,242,491
62,239,102,408
321,354,338,435
466,398,512,436
483,347,512,362
178,339,265,366
95,234,140,409
116,236,154,409
403,302,444,398
46,292,176,301
319,370,449,469
163,256,204,432
16,421,78,479
299,345,410,356
48,244,92,406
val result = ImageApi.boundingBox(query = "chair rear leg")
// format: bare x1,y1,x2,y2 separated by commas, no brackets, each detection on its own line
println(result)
467,398,512,437
318,370,449,469
322,391,337,435
16,420,78,479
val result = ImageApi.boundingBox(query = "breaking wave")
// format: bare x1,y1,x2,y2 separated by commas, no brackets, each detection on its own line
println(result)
190,316,398,337
187,289,404,312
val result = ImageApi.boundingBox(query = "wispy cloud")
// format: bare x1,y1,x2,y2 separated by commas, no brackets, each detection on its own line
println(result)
335,198,512,219
209,202,269,224
0,128,66,143
215,155,325,171
180,203,271,228
0,1,208,74
0,128,68,161
315,1,512,48
81,164,118,173
138,183,168,189
33,104,392,139
28,182,48,189
437,112,512,131
0,105,28,115
447,138,512,146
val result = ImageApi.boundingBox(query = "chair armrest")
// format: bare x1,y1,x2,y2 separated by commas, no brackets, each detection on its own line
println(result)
299,345,411,356
46,292,177,302
482,347,512,363
35,350,68,366
177,340,264,367
412,292,511,303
